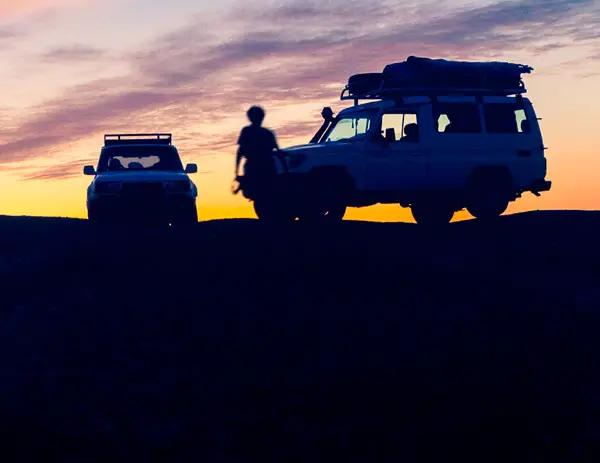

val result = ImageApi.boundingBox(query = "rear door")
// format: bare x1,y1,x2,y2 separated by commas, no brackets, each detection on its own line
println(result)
481,96,546,186
363,107,427,191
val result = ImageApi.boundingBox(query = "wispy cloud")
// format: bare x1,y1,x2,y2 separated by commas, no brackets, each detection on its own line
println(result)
0,0,91,19
1,0,599,172
40,44,108,63
21,158,90,181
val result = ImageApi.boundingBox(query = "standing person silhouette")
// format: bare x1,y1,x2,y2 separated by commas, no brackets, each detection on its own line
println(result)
235,106,287,200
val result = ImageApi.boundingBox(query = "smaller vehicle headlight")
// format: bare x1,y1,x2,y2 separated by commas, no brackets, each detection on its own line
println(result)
164,180,191,192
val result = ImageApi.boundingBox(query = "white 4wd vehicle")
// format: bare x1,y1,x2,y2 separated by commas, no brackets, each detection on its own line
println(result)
84,133,198,225
247,56,552,224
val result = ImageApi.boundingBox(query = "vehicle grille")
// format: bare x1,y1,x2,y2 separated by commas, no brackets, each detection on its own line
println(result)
121,182,165,198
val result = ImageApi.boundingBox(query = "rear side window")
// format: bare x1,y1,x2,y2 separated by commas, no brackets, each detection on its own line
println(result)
483,103,530,133
434,103,481,133
381,112,419,142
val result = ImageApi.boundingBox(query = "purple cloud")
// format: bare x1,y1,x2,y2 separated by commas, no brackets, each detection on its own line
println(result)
40,44,108,63
3,0,599,175
21,158,91,181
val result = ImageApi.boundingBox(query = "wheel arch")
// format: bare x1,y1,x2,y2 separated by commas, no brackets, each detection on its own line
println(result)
466,165,514,191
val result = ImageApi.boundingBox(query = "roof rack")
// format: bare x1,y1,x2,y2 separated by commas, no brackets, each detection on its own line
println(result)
340,82,527,103
104,133,172,146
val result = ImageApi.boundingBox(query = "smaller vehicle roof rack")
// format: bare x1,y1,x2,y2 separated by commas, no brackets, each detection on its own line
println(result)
104,133,172,146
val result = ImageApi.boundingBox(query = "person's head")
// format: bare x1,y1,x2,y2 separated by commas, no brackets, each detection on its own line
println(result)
247,106,265,126
404,123,418,138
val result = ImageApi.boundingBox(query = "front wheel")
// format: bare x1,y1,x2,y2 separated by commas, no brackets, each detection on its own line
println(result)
297,203,347,223
87,204,111,225
410,201,454,226
253,199,296,224
170,203,198,226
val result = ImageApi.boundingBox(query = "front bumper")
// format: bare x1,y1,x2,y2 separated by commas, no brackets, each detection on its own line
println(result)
88,193,195,221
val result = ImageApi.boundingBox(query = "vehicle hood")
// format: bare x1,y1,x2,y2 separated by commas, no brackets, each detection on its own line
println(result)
282,142,354,154
94,171,190,183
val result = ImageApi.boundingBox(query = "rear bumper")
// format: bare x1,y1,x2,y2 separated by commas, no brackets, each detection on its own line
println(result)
529,179,552,193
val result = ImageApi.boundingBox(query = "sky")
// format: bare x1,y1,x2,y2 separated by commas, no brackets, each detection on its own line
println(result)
0,0,599,222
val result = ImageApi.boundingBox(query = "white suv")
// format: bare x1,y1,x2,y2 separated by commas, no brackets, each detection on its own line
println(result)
84,133,198,225
247,56,552,224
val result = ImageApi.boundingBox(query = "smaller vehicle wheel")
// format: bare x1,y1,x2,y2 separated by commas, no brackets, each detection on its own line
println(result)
410,201,454,226
88,206,111,226
171,204,198,226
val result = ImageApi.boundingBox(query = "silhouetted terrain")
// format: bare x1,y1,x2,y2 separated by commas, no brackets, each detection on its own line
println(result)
1,211,600,462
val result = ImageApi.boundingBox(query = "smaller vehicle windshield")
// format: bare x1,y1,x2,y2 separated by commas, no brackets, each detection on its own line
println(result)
97,146,184,173
324,112,376,143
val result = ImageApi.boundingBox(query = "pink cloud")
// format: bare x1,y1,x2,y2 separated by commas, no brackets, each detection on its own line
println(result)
0,0,90,18
2,0,599,177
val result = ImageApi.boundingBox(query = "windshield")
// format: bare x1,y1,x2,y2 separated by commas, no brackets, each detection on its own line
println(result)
97,146,184,173
324,112,376,143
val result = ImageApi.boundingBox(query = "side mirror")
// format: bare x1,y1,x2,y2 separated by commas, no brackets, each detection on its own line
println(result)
185,163,198,174
83,165,96,175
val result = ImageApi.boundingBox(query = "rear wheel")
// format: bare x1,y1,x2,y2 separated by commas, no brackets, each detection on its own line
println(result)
465,170,512,220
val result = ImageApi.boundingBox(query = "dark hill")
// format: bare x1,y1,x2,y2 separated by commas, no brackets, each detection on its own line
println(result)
1,211,600,462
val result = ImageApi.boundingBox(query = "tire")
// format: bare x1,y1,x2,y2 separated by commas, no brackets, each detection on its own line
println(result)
296,169,351,223
297,203,346,223
253,199,296,224
88,205,110,225
410,201,454,226
171,203,198,226
465,170,511,220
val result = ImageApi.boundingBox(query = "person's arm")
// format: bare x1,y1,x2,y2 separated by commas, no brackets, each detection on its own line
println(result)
272,132,288,172
235,147,243,177
235,128,246,177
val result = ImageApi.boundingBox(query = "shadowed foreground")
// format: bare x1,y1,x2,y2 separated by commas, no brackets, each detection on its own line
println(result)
1,210,600,462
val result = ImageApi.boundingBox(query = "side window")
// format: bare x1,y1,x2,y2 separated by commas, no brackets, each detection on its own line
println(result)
325,116,371,142
434,103,481,133
380,112,419,142
483,103,530,133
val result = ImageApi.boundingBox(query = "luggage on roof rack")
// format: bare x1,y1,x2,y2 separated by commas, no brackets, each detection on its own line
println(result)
104,133,172,146
342,56,533,101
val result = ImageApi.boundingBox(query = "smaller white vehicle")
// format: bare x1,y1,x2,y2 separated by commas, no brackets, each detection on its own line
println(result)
241,56,552,225
84,133,198,225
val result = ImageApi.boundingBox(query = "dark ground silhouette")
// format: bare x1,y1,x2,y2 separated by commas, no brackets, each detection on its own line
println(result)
1,210,600,462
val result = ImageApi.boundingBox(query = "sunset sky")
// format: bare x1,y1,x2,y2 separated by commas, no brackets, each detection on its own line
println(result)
0,0,598,222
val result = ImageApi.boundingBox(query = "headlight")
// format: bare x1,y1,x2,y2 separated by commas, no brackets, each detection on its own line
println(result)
164,180,191,192
94,182,121,194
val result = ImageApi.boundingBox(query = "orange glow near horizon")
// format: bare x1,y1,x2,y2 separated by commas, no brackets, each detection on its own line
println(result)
0,0,599,222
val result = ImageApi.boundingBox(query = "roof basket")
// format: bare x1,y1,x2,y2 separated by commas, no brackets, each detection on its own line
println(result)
341,82,528,102
341,56,532,103
104,133,172,146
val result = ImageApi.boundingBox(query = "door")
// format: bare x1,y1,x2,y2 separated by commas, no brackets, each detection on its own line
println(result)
363,110,427,191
